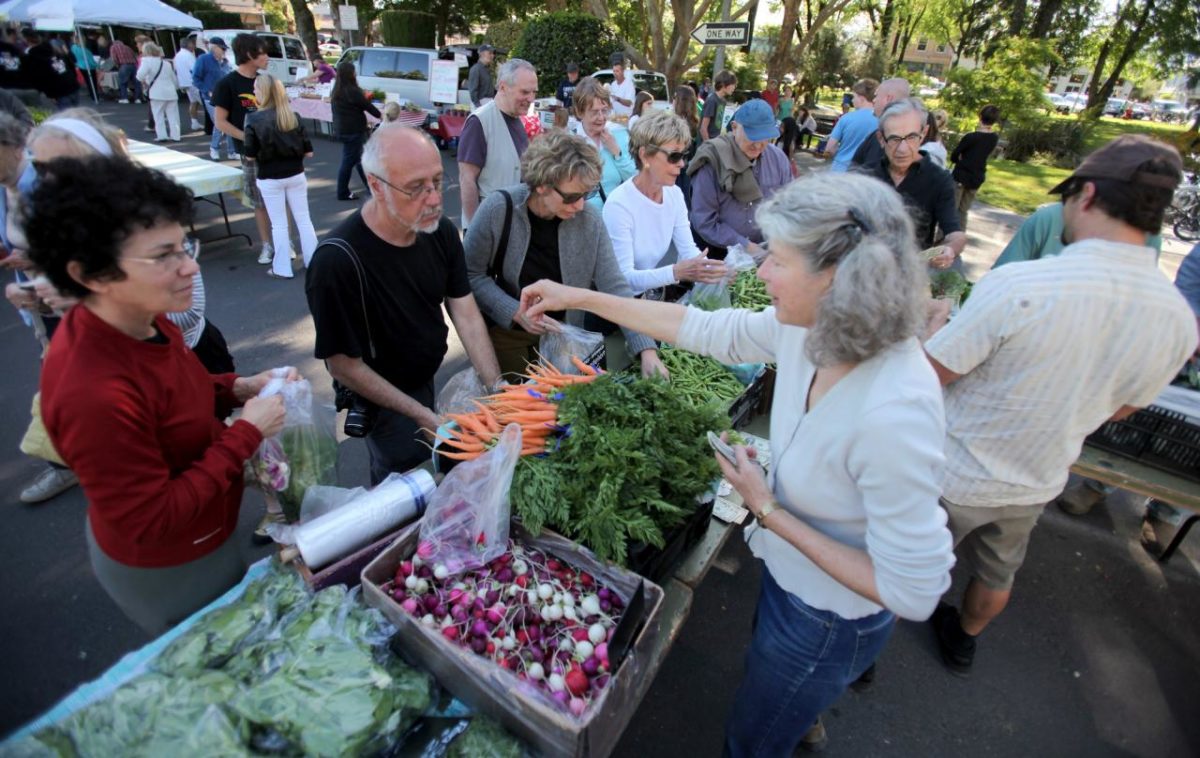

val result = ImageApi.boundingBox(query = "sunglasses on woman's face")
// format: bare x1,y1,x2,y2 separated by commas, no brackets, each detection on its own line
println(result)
552,185,600,204
649,146,687,164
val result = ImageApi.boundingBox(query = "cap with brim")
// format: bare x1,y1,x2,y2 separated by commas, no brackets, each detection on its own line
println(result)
1048,134,1182,195
731,99,780,142
478,44,494,52
207,36,227,50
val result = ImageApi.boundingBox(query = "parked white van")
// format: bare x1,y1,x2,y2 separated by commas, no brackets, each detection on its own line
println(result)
336,46,469,113
188,30,310,84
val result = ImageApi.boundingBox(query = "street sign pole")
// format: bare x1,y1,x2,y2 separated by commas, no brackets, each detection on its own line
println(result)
712,0,733,81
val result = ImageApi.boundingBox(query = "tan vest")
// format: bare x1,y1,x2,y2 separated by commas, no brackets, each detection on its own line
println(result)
475,100,523,200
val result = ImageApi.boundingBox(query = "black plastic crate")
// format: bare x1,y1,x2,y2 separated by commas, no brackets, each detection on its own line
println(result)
729,368,768,429
1085,405,1200,483
628,499,715,584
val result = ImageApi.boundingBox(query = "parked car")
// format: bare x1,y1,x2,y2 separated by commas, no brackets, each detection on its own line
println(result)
1103,97,1129,117
336,46,469,112
1152,100,1188,123
189,30,309,84
318,41,342,58
805,102,841,136
1043,92,1065,111
1055,92,1088,114
591,68,671,110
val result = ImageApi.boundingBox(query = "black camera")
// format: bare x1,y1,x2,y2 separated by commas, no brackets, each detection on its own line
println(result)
333,382,377,438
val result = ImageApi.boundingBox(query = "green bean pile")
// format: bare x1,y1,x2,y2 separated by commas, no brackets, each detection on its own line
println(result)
731,269,771,311
659,346,746,409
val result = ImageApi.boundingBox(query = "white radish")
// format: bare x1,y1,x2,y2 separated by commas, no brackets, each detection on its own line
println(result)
433,564,449,580
404,575,418,590
576,640,594,659
502,636,517,651
528,662,545,680
414,578,430,594
512,559,528,576
537,583,554,601
548,673,565,692
580,595,601,617
588,623,607,645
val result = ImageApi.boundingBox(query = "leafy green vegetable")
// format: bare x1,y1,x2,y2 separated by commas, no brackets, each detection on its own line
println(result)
731,268,771,311
658,347,746,411
511,375,726,564
448,716,524,758
277,425,339,522
929,270,973,305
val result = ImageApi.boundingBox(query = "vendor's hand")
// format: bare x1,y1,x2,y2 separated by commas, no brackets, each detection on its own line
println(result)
674,254,729,284
714,434,773,516
241,394,287,437
33,279,78,311
5,282,37,309
639,349,669,380
924,298,953,340
518,280,582,326
234,367,301,402
0,250,32,270
928,246,956,270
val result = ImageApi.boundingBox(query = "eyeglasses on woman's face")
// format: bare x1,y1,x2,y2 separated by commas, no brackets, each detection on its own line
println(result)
121,237,200,268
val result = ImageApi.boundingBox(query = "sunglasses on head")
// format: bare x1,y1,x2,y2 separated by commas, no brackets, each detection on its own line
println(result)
648,146,687,164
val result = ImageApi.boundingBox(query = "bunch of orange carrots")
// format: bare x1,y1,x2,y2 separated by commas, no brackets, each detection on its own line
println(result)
434,356,602,461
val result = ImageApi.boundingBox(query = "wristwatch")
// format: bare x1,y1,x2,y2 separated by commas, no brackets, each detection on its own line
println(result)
756,500,779,527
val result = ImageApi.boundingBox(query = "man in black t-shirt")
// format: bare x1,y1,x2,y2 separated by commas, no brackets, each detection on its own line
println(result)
306,125,502,484
212,33,273,263
23,29,79,109
949,104,1001,231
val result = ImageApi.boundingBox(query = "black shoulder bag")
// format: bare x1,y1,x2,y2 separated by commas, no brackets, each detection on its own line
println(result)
485,189,517,299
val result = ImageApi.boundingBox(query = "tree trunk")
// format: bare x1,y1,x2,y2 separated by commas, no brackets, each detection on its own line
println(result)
1030,0,1063,38
1008,0,1028,36
878,0,897,50
768,0,802,81
1089,0,1156,109
289,0,318,55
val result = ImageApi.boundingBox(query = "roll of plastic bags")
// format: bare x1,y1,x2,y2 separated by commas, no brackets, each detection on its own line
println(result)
293,470,436,569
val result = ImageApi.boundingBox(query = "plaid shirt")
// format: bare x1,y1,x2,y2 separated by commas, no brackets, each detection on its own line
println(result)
109,40,137,66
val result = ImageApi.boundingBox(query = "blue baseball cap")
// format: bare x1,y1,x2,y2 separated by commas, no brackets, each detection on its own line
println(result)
206,36,227,50
732,99,779,142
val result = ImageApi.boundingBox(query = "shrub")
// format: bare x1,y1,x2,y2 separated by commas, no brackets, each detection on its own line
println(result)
513,12,624,97
1001,117,1092,165
485,20,524,54
193,10,244,30
942,38,1061,125
379,9,436,49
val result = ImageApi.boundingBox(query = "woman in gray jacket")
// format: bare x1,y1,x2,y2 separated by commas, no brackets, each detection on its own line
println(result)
463,129,666,377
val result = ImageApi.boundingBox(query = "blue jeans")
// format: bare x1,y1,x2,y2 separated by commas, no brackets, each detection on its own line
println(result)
336,131,368,198
723,566,895,757
202,96,235,155
116,63,140,101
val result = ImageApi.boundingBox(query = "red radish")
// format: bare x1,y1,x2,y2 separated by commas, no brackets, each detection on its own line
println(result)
442,627,460,641
565,670,589,697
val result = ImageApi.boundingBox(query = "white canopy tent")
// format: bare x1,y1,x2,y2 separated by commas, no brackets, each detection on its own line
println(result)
0,0,202,102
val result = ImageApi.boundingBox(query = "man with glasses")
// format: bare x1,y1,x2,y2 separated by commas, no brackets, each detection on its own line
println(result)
459,58,538,229
849,77,911,172
688,98,792,259
870,98,964,270
923,135,1196,676
306,125,502,485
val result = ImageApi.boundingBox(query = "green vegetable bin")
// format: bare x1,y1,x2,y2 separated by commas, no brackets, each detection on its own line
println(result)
362,523,667,758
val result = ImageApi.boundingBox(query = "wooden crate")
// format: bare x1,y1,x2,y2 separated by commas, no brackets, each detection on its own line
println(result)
285,526,409,591
362,524,666,758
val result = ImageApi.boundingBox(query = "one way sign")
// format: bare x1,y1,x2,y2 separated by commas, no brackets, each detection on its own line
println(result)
690,22,750,46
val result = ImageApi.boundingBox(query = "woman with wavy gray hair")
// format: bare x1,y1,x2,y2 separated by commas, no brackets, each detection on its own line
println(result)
463,129,665,377
516,171,955,755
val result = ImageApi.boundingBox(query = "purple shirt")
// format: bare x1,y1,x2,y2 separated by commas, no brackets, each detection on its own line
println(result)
313,60,335,84
689,144,792,249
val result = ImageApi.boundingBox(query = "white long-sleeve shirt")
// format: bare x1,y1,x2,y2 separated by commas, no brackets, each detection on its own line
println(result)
173,49,196,88
676,306,955,621
136,57,179,101
602,179,702,294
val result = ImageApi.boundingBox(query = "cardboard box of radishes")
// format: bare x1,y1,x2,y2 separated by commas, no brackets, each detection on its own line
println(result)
362,522,666,758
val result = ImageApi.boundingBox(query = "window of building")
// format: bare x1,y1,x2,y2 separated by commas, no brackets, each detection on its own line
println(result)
1069,73,1085,84
917,38,928,51
936,44,946,53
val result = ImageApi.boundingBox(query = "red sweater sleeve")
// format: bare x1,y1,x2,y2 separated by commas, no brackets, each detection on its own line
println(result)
213,372,242,419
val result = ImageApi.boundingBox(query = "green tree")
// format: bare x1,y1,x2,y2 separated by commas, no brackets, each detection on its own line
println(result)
1084,0,1197,111
942,38,1061,122
484,19,525,53
512,11,623,96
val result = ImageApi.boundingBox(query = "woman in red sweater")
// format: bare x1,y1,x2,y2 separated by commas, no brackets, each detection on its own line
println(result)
27,156,291,634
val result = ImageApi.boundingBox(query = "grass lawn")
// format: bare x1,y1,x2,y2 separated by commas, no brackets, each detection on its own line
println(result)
977,159,1070,216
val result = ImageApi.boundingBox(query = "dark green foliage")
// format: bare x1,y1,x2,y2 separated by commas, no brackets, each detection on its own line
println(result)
511,375,726,564
192,10,245,30
1000,118,1092,166
379,9,437,49
512,12,623,97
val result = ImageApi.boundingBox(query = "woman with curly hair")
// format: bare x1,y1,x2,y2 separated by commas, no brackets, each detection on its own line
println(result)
29,156,297,633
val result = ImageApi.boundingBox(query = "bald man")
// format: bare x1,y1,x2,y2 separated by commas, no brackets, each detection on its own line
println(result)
306,125,501,484
851,77,911,171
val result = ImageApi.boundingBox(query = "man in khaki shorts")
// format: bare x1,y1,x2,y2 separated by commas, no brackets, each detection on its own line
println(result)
923,135,1197,676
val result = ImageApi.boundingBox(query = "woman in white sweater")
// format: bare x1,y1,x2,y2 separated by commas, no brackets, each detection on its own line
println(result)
136,42,180,142
518,172,955,756
602,109,728,297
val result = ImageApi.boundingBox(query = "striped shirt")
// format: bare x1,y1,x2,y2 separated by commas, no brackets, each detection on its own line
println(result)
164,272,205,348
109,40,137,66
927,238,1197,508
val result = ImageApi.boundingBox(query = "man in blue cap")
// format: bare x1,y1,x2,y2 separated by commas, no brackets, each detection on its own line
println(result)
687,98,792,259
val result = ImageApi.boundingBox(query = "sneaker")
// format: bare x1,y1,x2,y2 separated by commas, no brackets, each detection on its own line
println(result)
228,151,241,161
848,662,876,693
289,243,298,261
798,717,828,753
19,467,79,504
1057,482,1105,515
144,126,154,132
257,243,274,265
117,98,130,104
190,120,203,131
252,511,288,545
930,603,975,677
209,148,221,160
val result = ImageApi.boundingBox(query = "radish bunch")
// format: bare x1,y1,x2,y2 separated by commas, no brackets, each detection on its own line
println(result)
387,539,626,717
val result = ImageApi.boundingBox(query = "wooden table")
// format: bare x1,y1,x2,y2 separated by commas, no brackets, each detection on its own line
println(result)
1071,444,1200,561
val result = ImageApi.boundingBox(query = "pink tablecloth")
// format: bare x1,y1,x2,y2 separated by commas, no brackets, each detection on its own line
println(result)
289,97,427,129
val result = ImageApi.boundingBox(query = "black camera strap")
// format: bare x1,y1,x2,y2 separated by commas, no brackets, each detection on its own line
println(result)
486,189,516,298
321,237,376,360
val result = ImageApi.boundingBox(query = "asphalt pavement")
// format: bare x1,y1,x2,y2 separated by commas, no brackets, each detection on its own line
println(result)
1,102,1197,756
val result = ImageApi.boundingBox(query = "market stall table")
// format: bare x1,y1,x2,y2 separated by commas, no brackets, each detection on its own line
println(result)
289,97,428,134
1071,444,1200,562
126,139,252,248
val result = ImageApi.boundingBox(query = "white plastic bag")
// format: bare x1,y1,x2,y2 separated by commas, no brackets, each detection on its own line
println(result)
436,366,489,415
416,424,522,575
539,321,605,375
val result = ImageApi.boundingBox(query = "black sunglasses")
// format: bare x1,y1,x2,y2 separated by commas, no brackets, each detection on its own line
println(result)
552,185,600,204
648,146,687,164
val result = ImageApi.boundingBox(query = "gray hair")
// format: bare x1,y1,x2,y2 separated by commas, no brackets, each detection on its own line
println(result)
629,108,692,170
755,172,927,366
141,41,162,57
878,97,928,134
522,129,601,189
0,111,30,147
498,58,536,87
361,123,436,178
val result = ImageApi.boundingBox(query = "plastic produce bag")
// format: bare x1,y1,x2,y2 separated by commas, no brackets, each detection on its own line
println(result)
437,366,489,415
689,278,733,312
418,424,522,575
725,244,758,272
539,320,604,375
247,369,339,523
